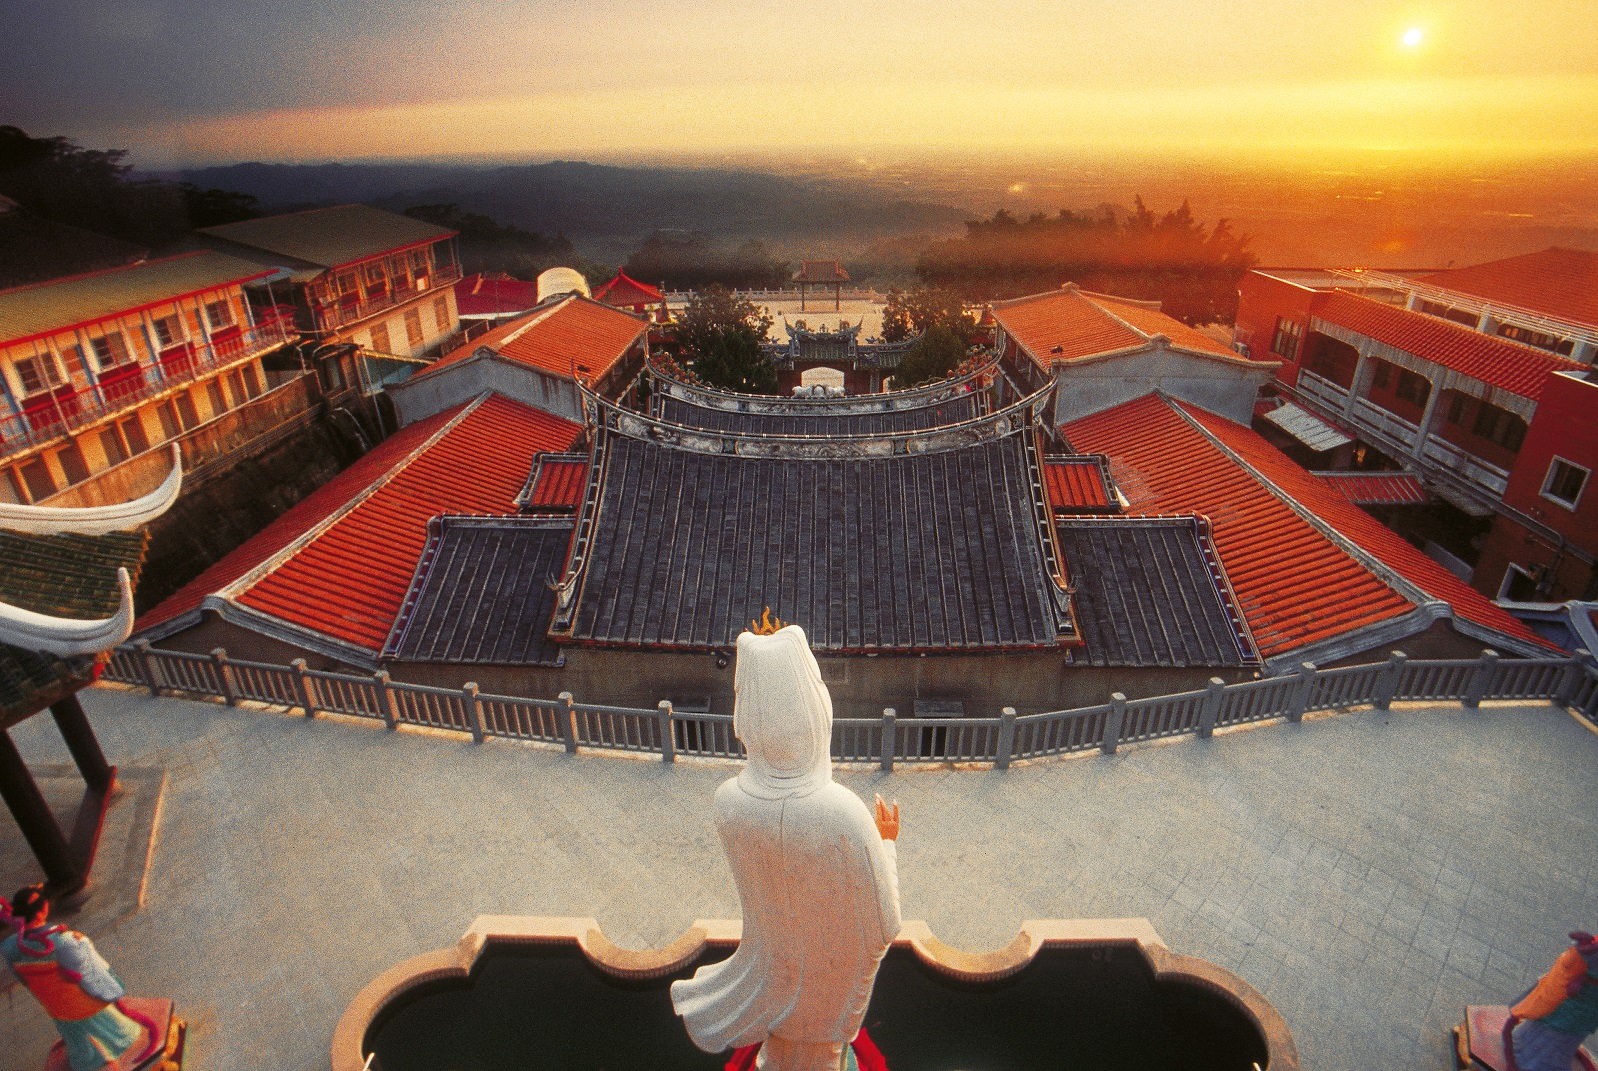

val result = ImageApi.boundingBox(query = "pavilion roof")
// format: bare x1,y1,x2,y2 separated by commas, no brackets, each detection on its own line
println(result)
453,272,541,316
592,271,663,307
794,260,850,283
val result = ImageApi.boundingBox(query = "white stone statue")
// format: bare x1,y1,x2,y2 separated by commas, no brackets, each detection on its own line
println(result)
672,624,902,1071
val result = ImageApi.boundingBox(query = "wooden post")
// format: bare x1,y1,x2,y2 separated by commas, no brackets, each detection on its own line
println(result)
134,638,160,696
1288,662,1317,723
1197,677,1225,739
558,692,578,754
879,708,896,772
48,695,114,794
464,682,485,743
996,707,1017,770
292,658,318,717
1464,649,1500,709
1102,693,1126,755
211,648,237,706
374,670,399,730
0,731,79,889
1374,651,1407,711
658,701,675,764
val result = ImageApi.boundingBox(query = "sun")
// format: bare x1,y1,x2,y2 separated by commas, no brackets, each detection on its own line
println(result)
1402,26,1424,48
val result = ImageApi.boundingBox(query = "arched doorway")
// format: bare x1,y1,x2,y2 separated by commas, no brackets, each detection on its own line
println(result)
799,366,846,395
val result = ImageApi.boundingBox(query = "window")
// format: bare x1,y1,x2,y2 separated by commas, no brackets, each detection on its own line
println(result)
1270,317,1302,362
1542,458,1589,510
1370,361,1392,390
90,331,132,368
152,315,183,348
404,308,424,347
1497,323,1576,356
57,343,88,379
1499,564,1539,602
241,364,262,397
99,427,128,465
409,249,430,278
1394,369,1430,408
14,354,62,394
369,322,390,354
206,379,227,417
19,457,55,501
1471,403,1527,452
1447,394,1471,426
156,401,181,440
228,370,247,406
205,299,234,331
432,295,450,333
175,392,200,430
336,272,359,296
57,442,89,485
120,416,149,455
365,263,387,286
1416,299,1479,328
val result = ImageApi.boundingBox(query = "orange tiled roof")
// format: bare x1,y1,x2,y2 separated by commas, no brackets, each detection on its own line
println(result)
1418,247,1598,327
1316,291,1583,402
137,395,582,652
1044,458,1114,511
522,455,587,511
453,272,541,316
992,288,1256,365
421,296,646,387
1064,393,1550,657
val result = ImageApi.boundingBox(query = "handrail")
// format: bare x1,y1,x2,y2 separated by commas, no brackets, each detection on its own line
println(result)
105,642,1598,768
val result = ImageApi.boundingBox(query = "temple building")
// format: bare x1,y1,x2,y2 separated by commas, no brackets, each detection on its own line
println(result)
1235,249,1598,605
592,271,665,316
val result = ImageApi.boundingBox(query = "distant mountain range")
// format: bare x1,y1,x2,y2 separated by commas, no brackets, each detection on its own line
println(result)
158,161,971,258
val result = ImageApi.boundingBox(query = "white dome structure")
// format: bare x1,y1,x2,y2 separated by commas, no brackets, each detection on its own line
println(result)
536,267,592,304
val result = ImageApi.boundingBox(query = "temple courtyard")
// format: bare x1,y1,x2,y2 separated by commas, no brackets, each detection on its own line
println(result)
0,684,1594,1070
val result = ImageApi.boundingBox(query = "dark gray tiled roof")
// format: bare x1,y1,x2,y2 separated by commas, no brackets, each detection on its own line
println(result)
1055,517,1258,667
384,516,571,666
654,392,979,434
553,396,1074,652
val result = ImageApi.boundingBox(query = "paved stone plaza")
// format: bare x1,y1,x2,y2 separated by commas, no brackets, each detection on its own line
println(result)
1,685,1595,1070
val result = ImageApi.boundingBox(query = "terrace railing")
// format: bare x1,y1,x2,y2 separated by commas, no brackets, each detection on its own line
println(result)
105,643,1598,769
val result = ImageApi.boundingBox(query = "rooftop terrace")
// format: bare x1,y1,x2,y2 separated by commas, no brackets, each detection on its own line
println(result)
1,686,1594,1070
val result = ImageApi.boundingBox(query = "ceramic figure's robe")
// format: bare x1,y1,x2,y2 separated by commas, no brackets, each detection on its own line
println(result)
672,626,901,1071
1,928,143,1070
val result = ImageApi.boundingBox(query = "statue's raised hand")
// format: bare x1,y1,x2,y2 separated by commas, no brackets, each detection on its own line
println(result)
873,794,900,841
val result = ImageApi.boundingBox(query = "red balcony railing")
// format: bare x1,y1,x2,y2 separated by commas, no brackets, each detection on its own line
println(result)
1,318,295,460
310,264,463,334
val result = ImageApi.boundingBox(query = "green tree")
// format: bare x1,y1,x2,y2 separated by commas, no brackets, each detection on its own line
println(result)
676,285,774,360
693,326,777,394
893,324,968,388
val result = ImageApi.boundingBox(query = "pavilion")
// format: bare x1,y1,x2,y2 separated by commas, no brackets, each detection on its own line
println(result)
794,260,850,311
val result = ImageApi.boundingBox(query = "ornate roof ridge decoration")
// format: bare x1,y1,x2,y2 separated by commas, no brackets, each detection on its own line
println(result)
0,446,182,535
648,354,998,412
586,383,1055,461
0,567,133,656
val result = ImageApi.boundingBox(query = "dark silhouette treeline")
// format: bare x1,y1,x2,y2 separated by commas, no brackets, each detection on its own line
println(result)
623,231,790,291
400,203,599,281
916,200,1255,324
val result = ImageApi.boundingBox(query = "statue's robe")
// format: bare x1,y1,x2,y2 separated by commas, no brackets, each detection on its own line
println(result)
673,774,901,1055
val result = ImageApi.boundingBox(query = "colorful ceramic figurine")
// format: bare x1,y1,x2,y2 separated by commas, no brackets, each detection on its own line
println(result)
1,886,156,1071
1504,931,1598,1071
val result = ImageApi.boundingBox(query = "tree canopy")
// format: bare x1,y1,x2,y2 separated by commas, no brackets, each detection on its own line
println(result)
402,203,590,280
893,323,969,388
881,286,979,344
624,231,789,291
673,285,778,395
915,200,1255,325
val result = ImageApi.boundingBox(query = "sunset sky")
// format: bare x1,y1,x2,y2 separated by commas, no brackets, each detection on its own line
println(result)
5,0,1596,166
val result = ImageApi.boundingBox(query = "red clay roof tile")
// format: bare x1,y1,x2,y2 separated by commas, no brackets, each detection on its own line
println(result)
1316,291,1583,402
453,273,541,316
1044,458,1113,511
992,288,1259,365
1418,247,1598,327
592,271,663,307
421,296,645,387
523,455,587,510
1063,393,1550,656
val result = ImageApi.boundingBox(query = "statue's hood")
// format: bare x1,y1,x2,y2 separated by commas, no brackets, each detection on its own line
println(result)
733,625,834,797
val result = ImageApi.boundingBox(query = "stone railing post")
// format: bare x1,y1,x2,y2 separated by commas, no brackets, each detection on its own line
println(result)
1102,693,1126,755
879,708,896,772
558,692,578,754
291,658,318,717
211,647,237,706
134,639,160,696
1464,649,1500,709
1197,677,1225,739
1374,650,1408,711
996,707,1017,770
1556,649,1593,710
464,682,485,743
658,701,676,764
373,670,399,730
1287,662,1317,723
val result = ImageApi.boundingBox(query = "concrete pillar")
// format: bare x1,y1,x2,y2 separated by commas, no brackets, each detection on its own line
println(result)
1572,339,1595,364
1410,378,1444,459
1477,309,1497,335
1346,346,1374,417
